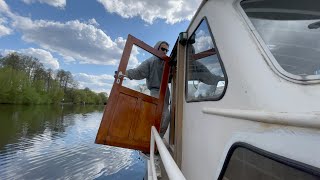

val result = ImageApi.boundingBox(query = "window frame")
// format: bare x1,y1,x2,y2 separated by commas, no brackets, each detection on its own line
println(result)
185,17,228,103
217,142,320,180
237,0,320,83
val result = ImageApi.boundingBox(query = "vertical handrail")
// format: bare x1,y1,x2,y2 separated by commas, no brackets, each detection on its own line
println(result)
150,129,158,180
149,126,186,180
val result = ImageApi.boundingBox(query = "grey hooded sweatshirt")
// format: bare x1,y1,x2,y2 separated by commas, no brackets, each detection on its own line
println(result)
126,41,168,94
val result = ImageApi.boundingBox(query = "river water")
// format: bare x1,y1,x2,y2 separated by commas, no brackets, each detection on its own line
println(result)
0,105,145,179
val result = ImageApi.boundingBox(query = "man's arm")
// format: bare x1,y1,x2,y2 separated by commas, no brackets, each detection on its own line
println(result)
126,60,150,80
191,61,224,85
199,71,224,86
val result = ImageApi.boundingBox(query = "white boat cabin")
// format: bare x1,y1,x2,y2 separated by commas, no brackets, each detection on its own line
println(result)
96,0,320,179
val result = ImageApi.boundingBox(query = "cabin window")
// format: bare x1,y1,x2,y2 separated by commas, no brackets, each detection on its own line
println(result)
219,144,320,180
240,0,320,80
186,18,227,102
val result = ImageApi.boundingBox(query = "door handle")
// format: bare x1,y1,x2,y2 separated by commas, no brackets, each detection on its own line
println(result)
116,71,126,84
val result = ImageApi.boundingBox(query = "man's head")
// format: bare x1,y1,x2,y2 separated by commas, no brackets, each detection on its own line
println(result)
154,41,169,54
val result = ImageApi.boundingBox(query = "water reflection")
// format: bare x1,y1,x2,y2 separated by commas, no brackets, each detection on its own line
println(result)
0,105,145,179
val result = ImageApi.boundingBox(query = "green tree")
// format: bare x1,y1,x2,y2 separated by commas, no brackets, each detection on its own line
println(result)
0,53,108,105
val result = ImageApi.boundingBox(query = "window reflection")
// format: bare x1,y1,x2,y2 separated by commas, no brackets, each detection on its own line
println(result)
122,45,153,96
186,19,226,101
241,0,320,77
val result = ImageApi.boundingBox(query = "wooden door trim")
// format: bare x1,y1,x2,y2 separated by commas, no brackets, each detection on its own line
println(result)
191,48,216,61
174,41,185,167
120,86,158,104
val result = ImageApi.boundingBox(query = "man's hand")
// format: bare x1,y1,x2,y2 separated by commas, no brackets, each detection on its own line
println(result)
114,71,127,79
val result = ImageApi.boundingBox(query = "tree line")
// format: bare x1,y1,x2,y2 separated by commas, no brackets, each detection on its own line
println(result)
0,53,108,105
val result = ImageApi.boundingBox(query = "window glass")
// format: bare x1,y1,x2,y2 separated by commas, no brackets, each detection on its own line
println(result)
241,0,320,78
222,147,319,180
186,18,226,101
122,45,153,97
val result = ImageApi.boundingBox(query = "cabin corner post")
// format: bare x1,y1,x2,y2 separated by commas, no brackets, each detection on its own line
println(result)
174,40,186,168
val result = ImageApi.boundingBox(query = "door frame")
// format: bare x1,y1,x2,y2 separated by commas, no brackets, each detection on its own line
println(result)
95,34,171,152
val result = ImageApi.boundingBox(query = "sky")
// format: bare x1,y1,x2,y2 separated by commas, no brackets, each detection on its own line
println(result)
0,0,202,95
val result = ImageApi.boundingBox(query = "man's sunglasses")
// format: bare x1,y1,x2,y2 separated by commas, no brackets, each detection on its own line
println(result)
161,47,168,53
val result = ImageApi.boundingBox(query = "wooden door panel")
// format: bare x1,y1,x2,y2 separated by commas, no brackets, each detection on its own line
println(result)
108,93,138,138
133,101,157,142
95,34,170,153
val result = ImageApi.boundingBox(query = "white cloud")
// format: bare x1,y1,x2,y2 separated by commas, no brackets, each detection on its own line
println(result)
87,18,99,27
0,17,7,24
194,30,213,53
1,49,15,56
122,79,139,88
0,0,130,66
97,0,202,24
20,48,60,69
1,0,141,67
74,73,114,88
10,16,127,65
0,0,10,13
1,48,60,69
0,14,11,37
91,88,111,95
61,55,76,63
128,45,140,68
0,24,11,37
21,0,66,8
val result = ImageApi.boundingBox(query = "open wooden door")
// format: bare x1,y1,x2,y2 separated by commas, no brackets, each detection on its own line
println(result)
95,34,170,153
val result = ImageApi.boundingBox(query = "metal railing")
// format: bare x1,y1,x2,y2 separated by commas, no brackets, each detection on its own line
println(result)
148,126,186,180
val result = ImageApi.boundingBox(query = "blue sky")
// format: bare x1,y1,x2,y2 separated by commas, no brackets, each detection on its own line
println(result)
0,0,201,94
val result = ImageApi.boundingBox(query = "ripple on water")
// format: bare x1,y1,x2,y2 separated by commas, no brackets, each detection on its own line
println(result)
0,110,146,180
